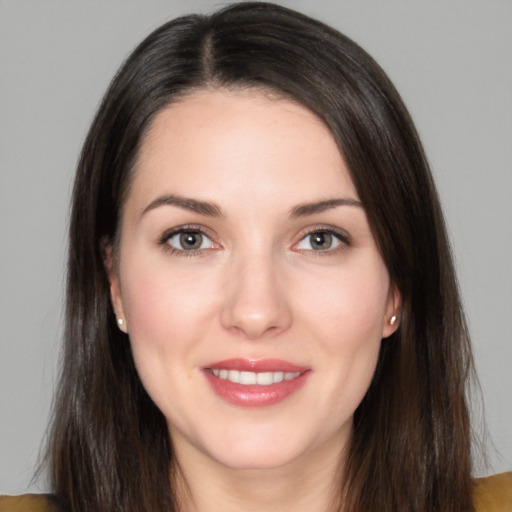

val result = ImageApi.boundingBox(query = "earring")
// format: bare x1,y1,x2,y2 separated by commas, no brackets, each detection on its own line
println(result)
117,318,124,327
390,315,397,326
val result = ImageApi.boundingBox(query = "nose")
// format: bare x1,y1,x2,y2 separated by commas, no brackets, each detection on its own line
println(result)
220,252,292,340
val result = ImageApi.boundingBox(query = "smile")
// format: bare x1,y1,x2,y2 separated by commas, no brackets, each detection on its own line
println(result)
209,369,301,385
204,359,310,407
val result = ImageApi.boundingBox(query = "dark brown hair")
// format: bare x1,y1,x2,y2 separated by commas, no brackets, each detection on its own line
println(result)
47,3,475,511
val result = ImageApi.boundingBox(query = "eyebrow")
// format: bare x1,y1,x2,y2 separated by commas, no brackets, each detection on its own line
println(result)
141,194,224,218
289,198,363,217
141,194,362,219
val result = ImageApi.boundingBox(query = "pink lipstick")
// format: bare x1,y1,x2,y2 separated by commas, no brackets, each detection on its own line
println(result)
203,358,310,407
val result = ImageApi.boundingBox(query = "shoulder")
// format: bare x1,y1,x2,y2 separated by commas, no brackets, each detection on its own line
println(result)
0,494,60,512
474,472,512,512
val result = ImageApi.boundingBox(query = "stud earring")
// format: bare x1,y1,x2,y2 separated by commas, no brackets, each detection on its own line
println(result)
390,315,397,326
117,318,124,327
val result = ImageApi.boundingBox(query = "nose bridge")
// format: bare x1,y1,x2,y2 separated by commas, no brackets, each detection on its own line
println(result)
221,246,291,339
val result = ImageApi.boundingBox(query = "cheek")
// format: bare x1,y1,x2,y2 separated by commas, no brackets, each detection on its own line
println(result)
296,256,391,350
118,258,223,416
118,257,222,388
121,258,217,338
318,275,384,384
291,256,389,412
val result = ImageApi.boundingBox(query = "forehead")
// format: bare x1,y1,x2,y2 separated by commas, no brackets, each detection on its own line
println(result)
127,89,358,213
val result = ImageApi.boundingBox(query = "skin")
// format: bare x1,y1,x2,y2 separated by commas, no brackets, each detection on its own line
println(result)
106,89,400,511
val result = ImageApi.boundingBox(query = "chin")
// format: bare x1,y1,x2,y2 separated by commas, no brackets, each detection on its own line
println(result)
210,447,304,471
198,425,319,471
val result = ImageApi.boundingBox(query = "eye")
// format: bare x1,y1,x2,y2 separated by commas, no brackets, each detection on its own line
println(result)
295,229,348,252
162,228,215,252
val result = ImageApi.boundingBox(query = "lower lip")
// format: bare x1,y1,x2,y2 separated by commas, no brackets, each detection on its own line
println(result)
203,370,310,407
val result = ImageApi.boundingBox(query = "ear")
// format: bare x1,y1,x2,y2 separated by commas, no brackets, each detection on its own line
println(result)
102,238,128,333
381,284,401,339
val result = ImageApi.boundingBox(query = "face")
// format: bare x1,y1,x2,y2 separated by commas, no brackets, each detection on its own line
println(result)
107,89,399,472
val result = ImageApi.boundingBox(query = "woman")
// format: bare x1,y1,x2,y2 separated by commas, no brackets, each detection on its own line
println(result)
1,2,510,511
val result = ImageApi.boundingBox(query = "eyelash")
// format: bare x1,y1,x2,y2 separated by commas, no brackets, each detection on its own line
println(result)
158,225,351,257
294,226,351,256
158,225,217,257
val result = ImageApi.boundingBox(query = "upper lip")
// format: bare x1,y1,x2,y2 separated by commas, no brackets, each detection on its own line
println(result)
205,358,309,373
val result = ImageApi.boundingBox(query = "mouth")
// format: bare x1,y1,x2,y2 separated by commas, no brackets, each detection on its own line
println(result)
203,359,310,407
208,369,302,385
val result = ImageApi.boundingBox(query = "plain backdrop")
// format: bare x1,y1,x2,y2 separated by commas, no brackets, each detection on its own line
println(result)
1,0,511,493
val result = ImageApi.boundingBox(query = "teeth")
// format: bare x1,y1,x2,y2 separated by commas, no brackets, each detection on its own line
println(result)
228,370,240,383
273,371,284,383
210,369,300,385
256,372,274,385
240,371,256,385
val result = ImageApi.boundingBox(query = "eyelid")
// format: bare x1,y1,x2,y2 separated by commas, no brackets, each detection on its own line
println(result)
292,225,351,252
158,224,221,253
157,223,350,256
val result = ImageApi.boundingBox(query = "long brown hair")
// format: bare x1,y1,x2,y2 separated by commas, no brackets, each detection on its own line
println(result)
47,3,475,511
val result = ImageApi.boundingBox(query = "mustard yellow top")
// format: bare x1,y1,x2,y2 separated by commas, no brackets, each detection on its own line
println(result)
473,473,512,512
0,493,58,512
1,472,511,511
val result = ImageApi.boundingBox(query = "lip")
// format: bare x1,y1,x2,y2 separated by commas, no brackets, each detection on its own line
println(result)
206,358,309,373
203,358,311,408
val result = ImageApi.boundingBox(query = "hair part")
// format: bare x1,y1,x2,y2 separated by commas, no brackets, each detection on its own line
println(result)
46,3,476,511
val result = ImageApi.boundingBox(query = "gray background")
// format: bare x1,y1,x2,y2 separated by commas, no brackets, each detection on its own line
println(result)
1,0,511,493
